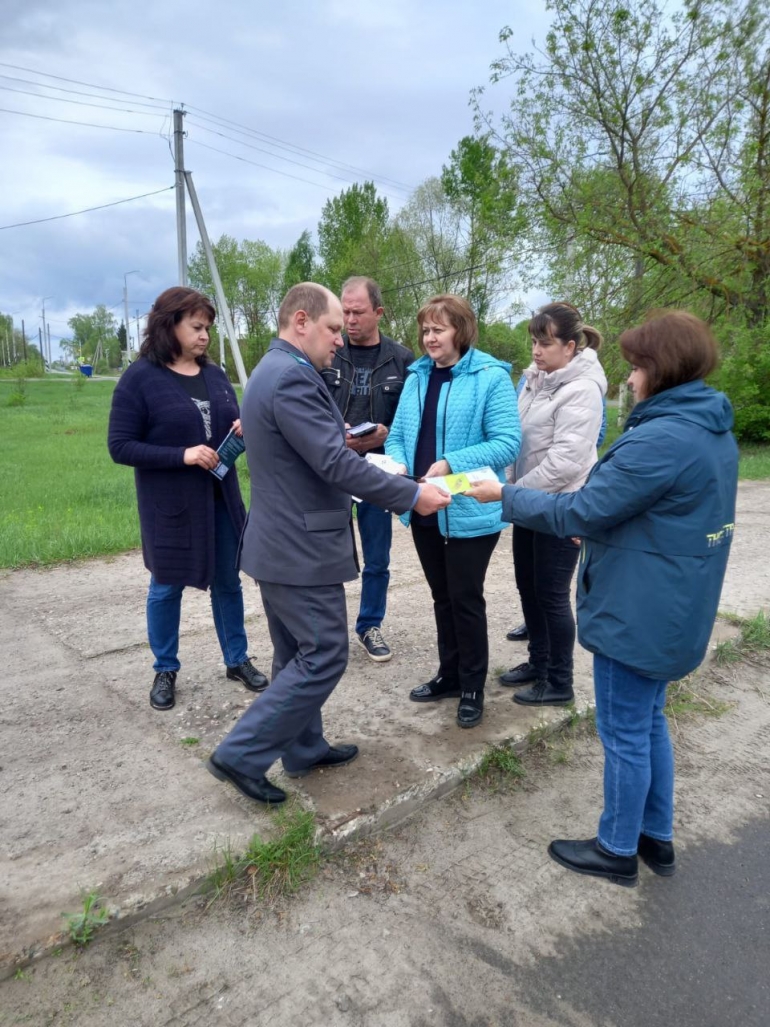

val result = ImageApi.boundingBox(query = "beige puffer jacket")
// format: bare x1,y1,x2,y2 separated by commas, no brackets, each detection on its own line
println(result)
510,347,607,493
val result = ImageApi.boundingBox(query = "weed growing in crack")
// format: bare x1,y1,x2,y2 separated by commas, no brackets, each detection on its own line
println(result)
478,745,525,779
665,677,732,729
61,890,109,946
205,804,321,905
714,610,770,666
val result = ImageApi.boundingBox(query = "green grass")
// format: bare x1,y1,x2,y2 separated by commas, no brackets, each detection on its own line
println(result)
61,890,109,946
477,744,525,779
714,610,770,666
0,377,251,569
0,378,766,569
205,804,321,904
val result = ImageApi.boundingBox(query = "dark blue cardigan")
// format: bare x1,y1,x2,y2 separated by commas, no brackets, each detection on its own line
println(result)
108,357,246,589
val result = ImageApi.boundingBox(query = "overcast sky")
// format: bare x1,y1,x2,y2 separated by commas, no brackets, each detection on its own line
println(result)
0,0,551,357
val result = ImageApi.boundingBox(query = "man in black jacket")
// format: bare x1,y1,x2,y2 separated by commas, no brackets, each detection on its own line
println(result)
321,277,414,663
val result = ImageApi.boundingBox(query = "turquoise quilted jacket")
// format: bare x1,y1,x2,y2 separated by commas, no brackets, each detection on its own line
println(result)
386,348,521,537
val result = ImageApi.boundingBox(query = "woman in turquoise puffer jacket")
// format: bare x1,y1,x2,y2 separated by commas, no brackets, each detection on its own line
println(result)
386,294,521,728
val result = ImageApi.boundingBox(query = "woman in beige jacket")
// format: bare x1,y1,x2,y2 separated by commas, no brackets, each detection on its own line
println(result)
500,302,607,706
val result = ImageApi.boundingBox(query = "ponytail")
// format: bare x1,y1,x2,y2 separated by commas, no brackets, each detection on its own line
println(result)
580,324,603,352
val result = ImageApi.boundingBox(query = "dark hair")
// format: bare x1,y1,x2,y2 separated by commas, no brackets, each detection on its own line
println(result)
140,287,216,366
528,302,602,353
278,283,331,329
341,276,383,310
619,310,719,397
416,294,477,356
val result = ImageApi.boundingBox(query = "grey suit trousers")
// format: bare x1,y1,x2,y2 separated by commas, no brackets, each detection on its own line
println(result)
215,581,349,777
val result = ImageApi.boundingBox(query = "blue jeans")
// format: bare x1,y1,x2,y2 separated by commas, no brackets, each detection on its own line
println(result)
594,654,674,856
147,498,248,672
354,500,392,636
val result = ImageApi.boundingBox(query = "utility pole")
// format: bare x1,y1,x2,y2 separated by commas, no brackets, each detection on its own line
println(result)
183,170,248,387
21,319,28,361
41,297,52,370
174,108,188,286
123,271,139,365
136,309,141,353
47,324,52,367
39,327,44,368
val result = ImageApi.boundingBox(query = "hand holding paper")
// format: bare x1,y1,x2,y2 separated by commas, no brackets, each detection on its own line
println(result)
463,479,504,503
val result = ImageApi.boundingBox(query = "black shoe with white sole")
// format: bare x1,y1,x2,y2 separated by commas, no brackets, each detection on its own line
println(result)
357,627,392,663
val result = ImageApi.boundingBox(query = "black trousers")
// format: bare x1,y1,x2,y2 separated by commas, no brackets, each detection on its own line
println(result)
512,525,580,690
411,524,500,694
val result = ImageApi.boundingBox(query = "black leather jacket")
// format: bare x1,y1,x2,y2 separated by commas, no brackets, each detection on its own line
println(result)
321,333,414,428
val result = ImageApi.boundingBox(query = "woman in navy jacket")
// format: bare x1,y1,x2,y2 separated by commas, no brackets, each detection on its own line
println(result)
467,311,739,886
108,287,268,711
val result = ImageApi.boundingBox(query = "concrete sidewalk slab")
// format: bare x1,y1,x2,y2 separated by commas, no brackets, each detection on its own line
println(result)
1,481,768,974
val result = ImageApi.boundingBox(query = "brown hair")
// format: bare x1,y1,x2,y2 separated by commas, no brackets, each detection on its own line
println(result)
529,302,602,353
619,310,719,397
140,287,216,366
278,283,331,330
416,294,477,356
341,276,383,310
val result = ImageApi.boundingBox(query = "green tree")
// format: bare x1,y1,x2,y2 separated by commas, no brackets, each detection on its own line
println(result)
476,0,770,437
282,229,316,294
64,306,119,368
441,135,525,323
317,182,390,293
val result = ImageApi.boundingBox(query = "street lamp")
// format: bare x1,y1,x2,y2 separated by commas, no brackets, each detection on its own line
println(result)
123,271,140,364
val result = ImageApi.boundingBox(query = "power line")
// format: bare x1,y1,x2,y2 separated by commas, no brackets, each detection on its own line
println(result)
0,186,174,230
0,106,162,133
0,84,170,119
187,138,368,194
0,62,175,106
0,73,170,111
185,104,415,194
186,119,409,199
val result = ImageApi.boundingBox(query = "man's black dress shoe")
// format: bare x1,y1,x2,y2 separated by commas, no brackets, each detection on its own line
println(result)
150,671,177,710
513,680,574,706
548,837,638,887
638,833,676,876
499,662,539,686
409,675,462,702
206,753,286,804
226,659,269,692
284,743,359,778
506,623,529,642
457,692,483,728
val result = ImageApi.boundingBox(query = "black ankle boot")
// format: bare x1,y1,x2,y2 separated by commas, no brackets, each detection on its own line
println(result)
638,833,676,876
457,691,484,728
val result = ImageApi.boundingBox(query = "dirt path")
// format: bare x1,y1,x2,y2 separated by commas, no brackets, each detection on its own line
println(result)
1,482,768,1026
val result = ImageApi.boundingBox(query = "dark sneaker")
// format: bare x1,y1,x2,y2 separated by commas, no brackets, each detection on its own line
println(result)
226,659,269,692
499,662,540,686
457,691,484,728
284,743,359,778
548,837,638,887
506,623,529,642
513,679,574,706
409,675,462,702
638,833,676,876
357,627,392,663
150,670,177,711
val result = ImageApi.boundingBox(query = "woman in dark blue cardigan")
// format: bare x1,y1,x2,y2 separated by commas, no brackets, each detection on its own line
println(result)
108,287,268,711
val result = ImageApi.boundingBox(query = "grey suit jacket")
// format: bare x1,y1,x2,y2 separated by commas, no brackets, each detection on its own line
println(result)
239,337,418,587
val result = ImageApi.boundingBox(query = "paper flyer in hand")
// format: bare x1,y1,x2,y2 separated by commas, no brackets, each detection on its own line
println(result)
210,428,245,480
424,466,498,495
364,453,406,475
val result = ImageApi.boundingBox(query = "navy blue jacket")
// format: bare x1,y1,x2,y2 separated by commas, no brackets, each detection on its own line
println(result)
108,357,246,589
502,381,739,680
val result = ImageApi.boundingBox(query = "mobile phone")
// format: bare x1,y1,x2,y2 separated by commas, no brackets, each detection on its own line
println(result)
347,421,378,438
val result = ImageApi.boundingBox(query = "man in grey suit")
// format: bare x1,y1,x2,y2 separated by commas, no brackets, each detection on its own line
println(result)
207,284,450,804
